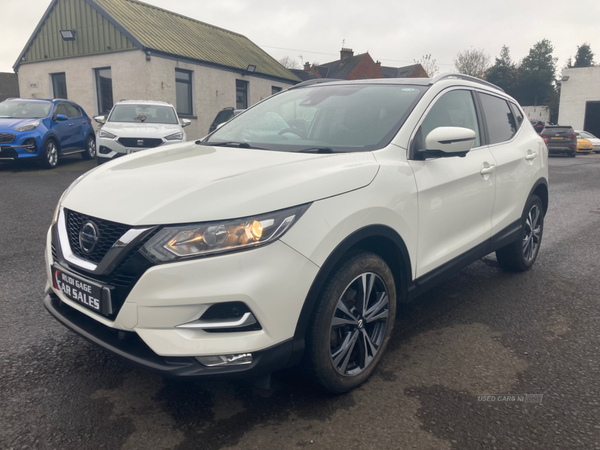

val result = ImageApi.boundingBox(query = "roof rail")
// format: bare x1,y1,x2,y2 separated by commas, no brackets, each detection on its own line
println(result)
289,78,340,90
430,73,504,93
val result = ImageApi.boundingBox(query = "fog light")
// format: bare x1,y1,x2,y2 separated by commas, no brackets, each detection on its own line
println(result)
23,138,37,153
99,146,112,154
196,353,253,367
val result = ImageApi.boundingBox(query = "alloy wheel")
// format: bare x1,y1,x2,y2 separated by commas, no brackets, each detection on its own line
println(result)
523,204,542,262
47,142,58,167
329,272,390,376
87,137,96,157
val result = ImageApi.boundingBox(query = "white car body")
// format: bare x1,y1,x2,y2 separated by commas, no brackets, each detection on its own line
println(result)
575,130,600,153
96,100,187,163
44,76,549,389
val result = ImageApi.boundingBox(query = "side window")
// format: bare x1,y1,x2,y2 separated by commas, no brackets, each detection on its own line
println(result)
479,93,517,144
55,103,69,117
416,89,481,151
509,102,524,130
65,104,81,118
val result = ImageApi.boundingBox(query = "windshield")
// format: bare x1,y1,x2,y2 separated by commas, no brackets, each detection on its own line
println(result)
0,101,51,119
108,104,178,124
579,131,596,139
205,84,427,152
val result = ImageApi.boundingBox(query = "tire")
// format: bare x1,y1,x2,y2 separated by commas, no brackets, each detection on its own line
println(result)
496,195,544,272
82,135,96,160
304,251,397,393
569,152,576,157
41,139,59,169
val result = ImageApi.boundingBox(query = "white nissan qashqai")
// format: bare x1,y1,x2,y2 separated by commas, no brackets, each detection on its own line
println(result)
44,75,548,393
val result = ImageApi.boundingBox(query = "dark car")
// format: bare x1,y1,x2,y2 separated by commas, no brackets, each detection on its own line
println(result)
208,107,244,133
530,120,545,134
0,98,96,169
540,125,577,157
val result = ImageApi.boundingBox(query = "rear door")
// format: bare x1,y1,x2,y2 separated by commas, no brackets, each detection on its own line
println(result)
408,88,496,277
477,93,543,236
64,103,86,148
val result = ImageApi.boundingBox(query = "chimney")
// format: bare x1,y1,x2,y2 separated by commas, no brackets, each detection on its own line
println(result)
376,60,381,67
304,62,311,71
340,48,354,62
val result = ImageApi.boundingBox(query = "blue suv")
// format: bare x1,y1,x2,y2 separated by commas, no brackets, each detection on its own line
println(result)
0,98,96,169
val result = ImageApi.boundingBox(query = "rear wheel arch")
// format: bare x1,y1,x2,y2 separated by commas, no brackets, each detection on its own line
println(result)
529,178,549,214
289,225,412,367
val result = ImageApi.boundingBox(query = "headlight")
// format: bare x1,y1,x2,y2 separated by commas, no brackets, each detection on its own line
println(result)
165,131,183,141
14,120,40,132
141,204,310,263
98,129,117,139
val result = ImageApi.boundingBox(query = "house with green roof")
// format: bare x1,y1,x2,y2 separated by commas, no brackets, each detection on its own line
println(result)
14,0,299,137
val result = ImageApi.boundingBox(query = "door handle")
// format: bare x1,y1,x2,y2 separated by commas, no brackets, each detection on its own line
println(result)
69,123,74,126
480,165,496,175
525,151,537,161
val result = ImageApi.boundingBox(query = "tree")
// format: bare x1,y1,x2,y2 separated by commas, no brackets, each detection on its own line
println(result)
486,46,518,95
514,39,557,107
573,43,595,67
414,54,439,77
278,56,300,69
454,48,490,79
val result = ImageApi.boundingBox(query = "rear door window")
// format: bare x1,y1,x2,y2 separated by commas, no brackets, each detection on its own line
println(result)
479,93,517,144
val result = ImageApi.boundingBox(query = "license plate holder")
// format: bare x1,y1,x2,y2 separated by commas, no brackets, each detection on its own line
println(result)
52,265,113,316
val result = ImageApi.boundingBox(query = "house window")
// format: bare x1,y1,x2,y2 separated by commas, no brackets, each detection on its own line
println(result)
95,67,113,115
236,80,248,109
271,86,282,95
51,73,67,99
175,69,193,116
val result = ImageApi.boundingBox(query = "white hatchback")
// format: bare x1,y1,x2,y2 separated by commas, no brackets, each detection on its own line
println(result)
94,100,190,163
44,75,548,393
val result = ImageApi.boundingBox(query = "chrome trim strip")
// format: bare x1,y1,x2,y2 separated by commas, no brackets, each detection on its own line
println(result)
57,208,97,271
112,227,152,248
176,312,257,329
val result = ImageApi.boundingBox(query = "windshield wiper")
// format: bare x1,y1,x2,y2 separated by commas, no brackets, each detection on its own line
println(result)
196,140,252,148
297,147,334,153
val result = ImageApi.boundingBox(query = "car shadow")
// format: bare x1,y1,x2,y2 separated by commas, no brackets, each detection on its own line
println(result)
0,155,94,172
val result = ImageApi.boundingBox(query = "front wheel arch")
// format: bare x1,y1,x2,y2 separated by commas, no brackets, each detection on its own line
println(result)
289,225,412,368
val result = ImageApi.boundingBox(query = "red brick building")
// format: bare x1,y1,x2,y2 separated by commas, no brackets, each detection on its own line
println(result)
291,48,428,81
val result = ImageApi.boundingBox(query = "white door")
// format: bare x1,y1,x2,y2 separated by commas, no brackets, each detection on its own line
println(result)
478,93,543,234
408,89,496,277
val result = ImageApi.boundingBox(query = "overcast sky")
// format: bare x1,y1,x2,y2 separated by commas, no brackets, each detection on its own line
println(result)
2,0,599,75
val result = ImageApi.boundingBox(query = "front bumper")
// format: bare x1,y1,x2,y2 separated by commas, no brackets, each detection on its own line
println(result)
44,293,294,378
97,136,182,161
45,224,320,377
0,132,42,160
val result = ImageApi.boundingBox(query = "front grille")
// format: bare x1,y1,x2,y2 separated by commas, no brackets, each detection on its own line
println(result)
118,138,163,148
0,133,15,144
58,228,159,320
66,209,130,264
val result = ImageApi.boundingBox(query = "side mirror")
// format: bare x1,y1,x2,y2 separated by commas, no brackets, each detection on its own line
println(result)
55,114,68,121
181,119,191,128
421,126,476,158
93,115,106,124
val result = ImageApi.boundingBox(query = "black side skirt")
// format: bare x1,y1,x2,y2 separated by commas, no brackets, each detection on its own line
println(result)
407,219,521,301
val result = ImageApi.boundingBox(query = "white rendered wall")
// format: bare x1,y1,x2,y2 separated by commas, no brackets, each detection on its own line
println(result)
17,50,294,140
558,67,600,129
